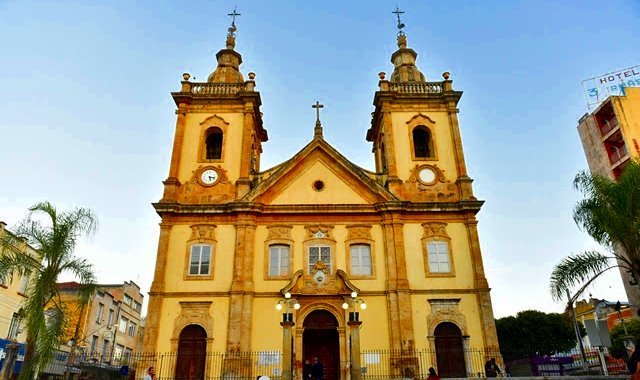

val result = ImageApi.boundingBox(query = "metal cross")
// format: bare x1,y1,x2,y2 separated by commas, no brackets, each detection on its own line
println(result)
312,101,324,122
393,5,406,33
392,5,404,25
228,7,241,26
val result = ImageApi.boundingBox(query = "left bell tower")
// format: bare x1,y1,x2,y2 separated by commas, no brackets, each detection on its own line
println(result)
143,15,267,352
161,19,267,204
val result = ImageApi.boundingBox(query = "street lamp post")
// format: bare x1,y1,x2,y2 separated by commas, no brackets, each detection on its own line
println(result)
342,292,366,380
276,292,300,380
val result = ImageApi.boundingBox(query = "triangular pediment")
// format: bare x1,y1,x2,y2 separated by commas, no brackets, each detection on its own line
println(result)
244,139,396,205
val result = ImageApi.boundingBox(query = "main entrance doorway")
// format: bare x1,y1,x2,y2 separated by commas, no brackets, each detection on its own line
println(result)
303,310,339,380
434,322,466,378
175,324,207,380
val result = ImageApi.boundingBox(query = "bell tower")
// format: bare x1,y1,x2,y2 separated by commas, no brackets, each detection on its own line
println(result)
366,30,474,202
161,17,267,204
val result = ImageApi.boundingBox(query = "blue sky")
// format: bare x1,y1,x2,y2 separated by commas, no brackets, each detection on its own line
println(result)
0,0,638,318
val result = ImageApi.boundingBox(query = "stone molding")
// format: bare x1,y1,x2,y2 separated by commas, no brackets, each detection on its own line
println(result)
171,301,215,351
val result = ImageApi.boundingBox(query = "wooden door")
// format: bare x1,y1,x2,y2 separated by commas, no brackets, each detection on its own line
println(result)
434,322,466,378
303,310,340,380
175,324,207,380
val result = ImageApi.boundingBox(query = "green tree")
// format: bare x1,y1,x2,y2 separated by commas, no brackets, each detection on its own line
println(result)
0,202,97,380
550,159,640,302
609,318,640,359
496,310,580,361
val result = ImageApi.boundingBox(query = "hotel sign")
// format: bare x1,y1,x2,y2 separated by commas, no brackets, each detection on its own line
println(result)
582,65,640,107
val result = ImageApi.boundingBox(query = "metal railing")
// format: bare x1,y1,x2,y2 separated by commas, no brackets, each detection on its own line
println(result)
360,347,629,379
45,350,282,380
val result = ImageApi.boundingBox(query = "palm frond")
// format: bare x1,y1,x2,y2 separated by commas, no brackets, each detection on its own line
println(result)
550,250,614,301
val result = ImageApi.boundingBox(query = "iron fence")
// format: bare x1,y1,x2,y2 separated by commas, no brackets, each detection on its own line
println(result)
51,350,282,380
360,347,629,379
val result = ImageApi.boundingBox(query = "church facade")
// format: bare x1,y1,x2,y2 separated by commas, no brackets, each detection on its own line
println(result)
143,17,500,380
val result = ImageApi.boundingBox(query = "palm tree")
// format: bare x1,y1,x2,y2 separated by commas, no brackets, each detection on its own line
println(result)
550,159,640,302
0,202,98,380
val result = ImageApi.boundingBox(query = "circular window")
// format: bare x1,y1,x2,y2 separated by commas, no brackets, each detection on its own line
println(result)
313,180,325,191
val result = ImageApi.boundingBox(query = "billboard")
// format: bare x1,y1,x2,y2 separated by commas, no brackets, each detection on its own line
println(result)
582,66,640,107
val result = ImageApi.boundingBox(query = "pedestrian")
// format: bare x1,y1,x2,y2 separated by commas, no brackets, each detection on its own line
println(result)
311,356,324,380
484,358,501,377
144,367,156,380
303,359,313,379
427,367,440,380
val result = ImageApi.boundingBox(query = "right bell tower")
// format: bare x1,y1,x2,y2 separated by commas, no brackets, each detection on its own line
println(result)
367,31,476,203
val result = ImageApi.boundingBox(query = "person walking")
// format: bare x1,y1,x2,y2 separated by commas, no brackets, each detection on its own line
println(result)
144,367,156,380
311,357,324,380
303,359,313,379
484,358,501,377
427,367,440,380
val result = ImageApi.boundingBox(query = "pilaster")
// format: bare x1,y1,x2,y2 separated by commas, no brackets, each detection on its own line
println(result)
227,214,256,351
281,321,295,380
237,103,255,198
143,221,173,351
348,320,363,380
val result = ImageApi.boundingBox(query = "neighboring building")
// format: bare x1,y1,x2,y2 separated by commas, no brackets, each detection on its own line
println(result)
143,18,500,380
0,221,39,343
575,298,633,347
577,87,640,310
59,281,143,360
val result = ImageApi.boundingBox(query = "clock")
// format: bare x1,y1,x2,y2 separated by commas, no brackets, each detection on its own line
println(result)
200,168,219,185
418,167,436,184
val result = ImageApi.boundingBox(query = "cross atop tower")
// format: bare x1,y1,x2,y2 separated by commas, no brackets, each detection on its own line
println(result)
312,101,324,139
228,7,241,27
392,5,406,35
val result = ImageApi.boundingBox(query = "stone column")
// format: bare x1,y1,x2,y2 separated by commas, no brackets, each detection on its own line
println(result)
348,321,363,380
281,320,295,380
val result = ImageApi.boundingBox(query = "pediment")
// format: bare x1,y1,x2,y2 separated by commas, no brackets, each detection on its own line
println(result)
244,139,396,205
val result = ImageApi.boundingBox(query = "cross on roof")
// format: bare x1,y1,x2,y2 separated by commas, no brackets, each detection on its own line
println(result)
393,5,406,33
228,6,241,27
312,101,324,122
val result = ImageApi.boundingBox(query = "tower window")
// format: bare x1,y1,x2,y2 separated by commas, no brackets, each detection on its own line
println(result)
413,126,433,158
205,128,223,160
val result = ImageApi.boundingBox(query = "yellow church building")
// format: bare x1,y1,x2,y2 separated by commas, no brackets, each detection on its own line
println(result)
143,13,499,380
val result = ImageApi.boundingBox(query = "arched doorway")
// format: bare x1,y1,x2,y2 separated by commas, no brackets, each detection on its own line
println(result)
175,324,207,380
434,322,466,378
303,310,339,380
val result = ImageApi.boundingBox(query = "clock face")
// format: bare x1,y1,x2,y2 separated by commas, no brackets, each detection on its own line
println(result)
418,167,436,184
200,169,219,185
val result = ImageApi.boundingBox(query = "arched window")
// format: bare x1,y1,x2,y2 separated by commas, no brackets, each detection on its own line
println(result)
205,128,223,159
413,126,433,158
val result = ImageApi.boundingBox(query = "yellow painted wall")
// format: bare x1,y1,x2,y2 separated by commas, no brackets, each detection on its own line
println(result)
403,223,475,290
251,298,289,351
178,113,246,183
357,296,390,350
164,224,236,292
270,161,369,205
390,111,458,182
